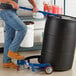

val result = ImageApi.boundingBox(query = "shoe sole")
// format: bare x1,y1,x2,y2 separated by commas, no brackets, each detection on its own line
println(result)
3,66,17,69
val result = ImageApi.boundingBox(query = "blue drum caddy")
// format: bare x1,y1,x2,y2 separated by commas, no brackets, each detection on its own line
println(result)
19,6,76,72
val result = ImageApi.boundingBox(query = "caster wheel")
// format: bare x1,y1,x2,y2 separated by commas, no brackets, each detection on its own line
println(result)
27,67,31,70
44,66,53,74
38,58,41,63
17,66,20,71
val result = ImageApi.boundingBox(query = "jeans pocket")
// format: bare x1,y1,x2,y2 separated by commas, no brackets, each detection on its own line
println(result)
0,10,6,20
0,10,10,21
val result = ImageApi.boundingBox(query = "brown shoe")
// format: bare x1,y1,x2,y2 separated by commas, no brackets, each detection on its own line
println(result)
3,62,17,69
8,51,25,60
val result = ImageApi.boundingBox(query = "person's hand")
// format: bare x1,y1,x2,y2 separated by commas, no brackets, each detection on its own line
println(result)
33,6,38,13
9,1,19,9
0,0,19,9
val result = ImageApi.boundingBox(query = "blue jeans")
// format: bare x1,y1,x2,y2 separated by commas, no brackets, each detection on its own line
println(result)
0,9,27,63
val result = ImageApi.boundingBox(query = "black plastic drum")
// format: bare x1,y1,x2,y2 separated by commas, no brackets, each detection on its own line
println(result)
41,15,76,71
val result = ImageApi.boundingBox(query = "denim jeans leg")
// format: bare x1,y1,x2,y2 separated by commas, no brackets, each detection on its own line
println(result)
0,10,15,63
4,10,27,52
0,10,27,63
3,24,15,63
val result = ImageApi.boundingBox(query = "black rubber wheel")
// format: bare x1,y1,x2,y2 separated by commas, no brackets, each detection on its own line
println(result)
44,66,53,74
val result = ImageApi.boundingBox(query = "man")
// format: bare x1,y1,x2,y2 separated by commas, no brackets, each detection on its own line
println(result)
0,0,38,68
